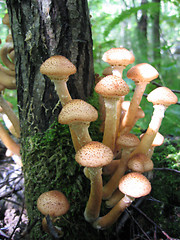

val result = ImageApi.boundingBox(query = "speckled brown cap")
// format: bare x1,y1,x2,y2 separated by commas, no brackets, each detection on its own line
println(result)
37,190,70,217
102,48,135,66
95,75,129,98
128,153,154,173
127,63,159,83
116,133,140,149
75,141,114,168
119,172,151,198
58,99,98,124
147,87,178,107
40,55,77,80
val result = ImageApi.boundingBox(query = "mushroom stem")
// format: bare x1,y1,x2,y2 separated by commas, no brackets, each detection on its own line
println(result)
105,190,124,208
119,82,147,135
111,66,125,78
0,68,16,89
103,98,121,152
131,104,166,156
69,123,92,151
0,95,20,138
0,121,20,156
53,79,72,107
84,167,103,222
0,42,15,71
93,195,134,229
102,157,128,200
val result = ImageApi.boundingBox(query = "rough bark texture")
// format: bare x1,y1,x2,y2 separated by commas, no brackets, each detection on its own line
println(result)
7,0,94,135
4,1,116,239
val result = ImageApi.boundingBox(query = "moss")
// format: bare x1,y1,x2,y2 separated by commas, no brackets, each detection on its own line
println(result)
21,120,116,239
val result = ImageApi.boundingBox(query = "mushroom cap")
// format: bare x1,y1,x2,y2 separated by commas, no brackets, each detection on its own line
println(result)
116,133,140,149
119,172,151,198
102,48,135,66
95,75,129,98
2,14,10,27
102,66,113,76
58,99,98,124
128,153,154,173
140,132,164,147
127,63,159,83
147,87,178,107
37,190,70,217
40,55,77,80
75,141,114,168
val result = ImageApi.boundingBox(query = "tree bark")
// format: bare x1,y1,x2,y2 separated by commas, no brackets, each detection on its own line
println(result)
5,1,113,239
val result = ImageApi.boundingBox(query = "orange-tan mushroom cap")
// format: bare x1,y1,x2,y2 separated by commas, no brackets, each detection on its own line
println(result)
102,48,135,66
37,190,70,217
127,63,159,83
75,141,114,168
119,172,151,198
58,99,98,124
116,133,140,149
147,87,178,107
140,132,164,147
128,153,154,173
40,55,77,80
95,75,129,98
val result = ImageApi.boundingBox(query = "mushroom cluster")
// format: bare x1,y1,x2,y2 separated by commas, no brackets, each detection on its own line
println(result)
39,46,178,233
0,14,21,166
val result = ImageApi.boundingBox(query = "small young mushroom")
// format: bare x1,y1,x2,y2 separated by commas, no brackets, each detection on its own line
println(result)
75,141,113,222
131,87,178,156
58,99,98,151
102,133,140,200
102,47,135,77
120,63,159,135
95,75,129,152
93,172,151,229
37,190,70,234
128,153,154,173
40,55,76,107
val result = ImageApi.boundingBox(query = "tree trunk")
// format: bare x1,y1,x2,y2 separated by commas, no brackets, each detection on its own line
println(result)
5,1,114,239
152,0,161,69
137,0,148,60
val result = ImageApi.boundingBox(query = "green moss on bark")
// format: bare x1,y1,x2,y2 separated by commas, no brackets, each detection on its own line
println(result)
21,121,114,239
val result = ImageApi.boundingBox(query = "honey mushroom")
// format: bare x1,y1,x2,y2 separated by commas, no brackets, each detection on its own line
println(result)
40,55,76,107
93,172,151,229
130,87,178,157
75,141,113,222
37,190,70,236
58,99,98,151
119,63,159,135
95,75,129,152
102,47,135,78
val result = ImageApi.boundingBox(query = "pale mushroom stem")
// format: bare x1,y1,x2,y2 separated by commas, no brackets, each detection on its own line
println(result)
131,104,166,156
84,167,103,222
0,42,15,71
53,79,72,107
93,195,134,229
119,82,147,135
102,158,127,200
102,147,134,200
111,66,125,78
0,95,20,138
0,121,20,156
103,98,121,152
70,123,92,151
105,189,124,208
